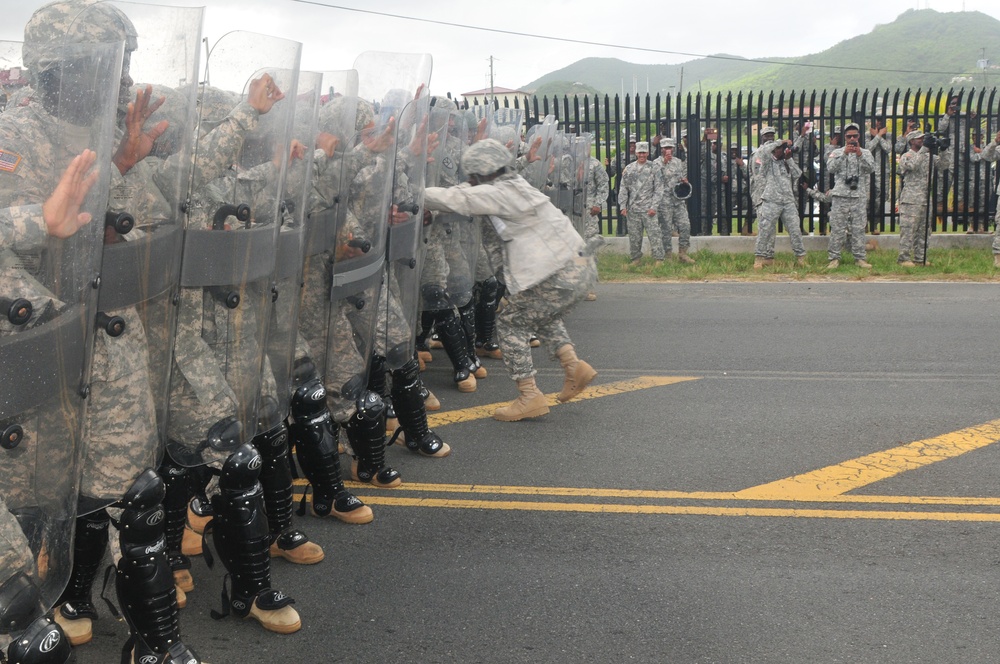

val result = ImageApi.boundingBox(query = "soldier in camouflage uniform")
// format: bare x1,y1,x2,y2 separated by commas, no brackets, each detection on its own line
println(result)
752,140,807,268
582,152,609,300
897,131,951,266
975,131,1000,265
618,141,665,264
424,139,596,422
655,137,696,264
824,124,874,269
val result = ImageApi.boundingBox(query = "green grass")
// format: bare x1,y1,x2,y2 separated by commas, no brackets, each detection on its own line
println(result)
597,247,1000,282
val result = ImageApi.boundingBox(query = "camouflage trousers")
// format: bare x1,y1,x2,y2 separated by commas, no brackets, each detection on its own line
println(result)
584,213,605,255
755,201,806,259
657,202,691,253
497,257,596,381
827,197,867,261
898,203,930,263
626,212,666,261
991,208,1000,255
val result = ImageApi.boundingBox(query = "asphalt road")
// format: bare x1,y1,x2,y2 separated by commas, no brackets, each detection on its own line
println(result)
74,282,1000,664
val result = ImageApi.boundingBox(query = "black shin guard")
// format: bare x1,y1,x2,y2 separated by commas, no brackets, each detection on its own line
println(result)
157,459,192,583
390,359,447,456
436,310,474,383
55,510,109,623
289,378,367,518
366,353,394,420
415,309,437,352
475,277,501,352
116,470,200,663
210,444,294,620
254,424,312,551
1,572,74,661
457,300,482,372
345,391,400,486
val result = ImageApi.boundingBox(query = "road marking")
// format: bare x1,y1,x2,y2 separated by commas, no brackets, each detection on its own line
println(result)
734,417,1000,501
427,375,699,426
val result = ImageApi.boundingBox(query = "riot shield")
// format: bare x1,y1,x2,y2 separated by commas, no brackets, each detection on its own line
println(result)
258,69,321,434
0,38,123,625
168,31,301,467
546,132,575,215
486,107,524,159
77,2,203,512
353,51,432,371
523,114,557,190
569,133,592,237
422,101,479,310
297,77,391,422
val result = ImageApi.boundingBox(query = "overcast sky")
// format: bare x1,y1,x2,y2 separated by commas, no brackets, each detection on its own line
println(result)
3,0,1000,98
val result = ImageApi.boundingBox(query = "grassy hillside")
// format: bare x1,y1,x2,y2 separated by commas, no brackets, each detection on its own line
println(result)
524,10,1000,95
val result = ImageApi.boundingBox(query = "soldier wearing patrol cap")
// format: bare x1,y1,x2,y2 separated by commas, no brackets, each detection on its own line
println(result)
897,130,951,266
656,137,695,264
619,141,666,264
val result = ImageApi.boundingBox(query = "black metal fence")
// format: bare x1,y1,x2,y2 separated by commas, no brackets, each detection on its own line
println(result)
470,88,1000,237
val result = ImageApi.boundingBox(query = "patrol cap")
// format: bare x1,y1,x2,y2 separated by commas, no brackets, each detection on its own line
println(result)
844,123,860,133
628,133,637,142
635,141,650,153
430,95,457,111
461,138,512,176
832,126,843,135
24,0,138,75
906,130,924,143
659,137,675,148
760,126,776,136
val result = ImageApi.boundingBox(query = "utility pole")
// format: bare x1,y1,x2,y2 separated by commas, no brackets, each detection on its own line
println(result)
489,55,496,109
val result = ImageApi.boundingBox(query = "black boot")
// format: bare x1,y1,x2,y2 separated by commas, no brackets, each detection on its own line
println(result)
289,377,372,524
53,510,109,645
158,458,194,605
210,444,300,634
254,424,324,565
116,470,202,663
346,391,401,488
415,309,437,362
390,358,451,458
436,310,477,392
474,277,502,359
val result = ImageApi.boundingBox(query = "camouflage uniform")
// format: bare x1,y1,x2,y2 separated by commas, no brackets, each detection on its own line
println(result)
619,158,665,261
752,143,806,260
825,145,875,262
977,138,1000,254
584,155,609,253
656,155,691,255
897,141,950,264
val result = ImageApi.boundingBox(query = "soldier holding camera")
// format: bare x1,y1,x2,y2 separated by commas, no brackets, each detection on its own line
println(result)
825,123,874,268
897,131,952,266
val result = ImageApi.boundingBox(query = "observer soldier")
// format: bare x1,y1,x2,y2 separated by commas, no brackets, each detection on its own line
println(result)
824,123,874,269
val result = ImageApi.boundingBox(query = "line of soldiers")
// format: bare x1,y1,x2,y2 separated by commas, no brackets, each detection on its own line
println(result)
0,2,598,662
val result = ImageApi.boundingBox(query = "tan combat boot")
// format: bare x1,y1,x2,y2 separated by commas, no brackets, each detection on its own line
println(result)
493,377,550,421
795,255,808,267
678,249,696,264
994,255,1000,268
855,259,872,268
269,538,325,565
556,345,597,403
825,259,839,269
753,257,766,269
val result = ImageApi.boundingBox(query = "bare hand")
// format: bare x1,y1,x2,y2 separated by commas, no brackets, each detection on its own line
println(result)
316,132,339,158
475,117,488,143
646,208,657,216
526,136,543,163
590,206,601,215
361,117,396,153
43,150,99,238
389,204,409,225
113,84,167,175
248,74,284,115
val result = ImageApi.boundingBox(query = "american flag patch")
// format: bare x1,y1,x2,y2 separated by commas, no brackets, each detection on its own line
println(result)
0,149,21,173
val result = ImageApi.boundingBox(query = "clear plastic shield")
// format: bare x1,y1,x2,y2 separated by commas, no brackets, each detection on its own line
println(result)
422,105,479,309
486,107,524,159
524,114,558,190
546,133,576,215
0,39,123,619
79,2,203,512
168,31,301,466
297,81,389,421
258,70,321,433
569,134,592,236
353,51,432,371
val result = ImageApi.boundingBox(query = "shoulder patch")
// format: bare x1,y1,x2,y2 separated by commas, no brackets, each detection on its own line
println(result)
0,149,22,173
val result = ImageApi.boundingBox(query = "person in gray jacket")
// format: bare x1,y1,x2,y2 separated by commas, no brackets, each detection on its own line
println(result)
423,139,597,422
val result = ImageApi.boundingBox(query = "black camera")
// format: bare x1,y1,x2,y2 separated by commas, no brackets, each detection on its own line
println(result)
845,175,859,191
923,132,950,153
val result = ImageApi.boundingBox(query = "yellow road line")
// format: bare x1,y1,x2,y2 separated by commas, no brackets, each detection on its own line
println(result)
352,495,1000,522
733,418,1000,501
427,375,699,426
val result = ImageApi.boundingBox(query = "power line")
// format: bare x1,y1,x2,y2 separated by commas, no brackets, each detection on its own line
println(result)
291,0,972,77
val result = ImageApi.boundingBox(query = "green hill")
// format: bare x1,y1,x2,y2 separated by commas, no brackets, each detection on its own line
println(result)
523,9,1000,95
